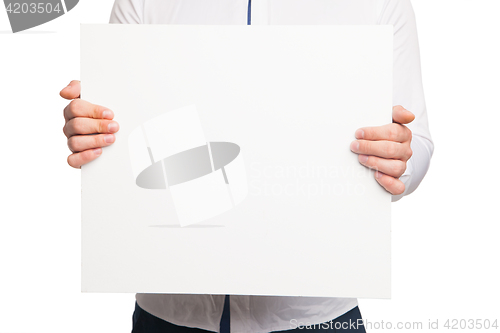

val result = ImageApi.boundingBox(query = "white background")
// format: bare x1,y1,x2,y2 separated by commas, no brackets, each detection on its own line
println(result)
0,1,498,332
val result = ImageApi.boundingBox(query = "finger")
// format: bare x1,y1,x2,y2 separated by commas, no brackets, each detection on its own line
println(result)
64,99,114,122
67,134,116,153
355,123,411,143
392,105,415,125
63,118,119,138
351,140,412,161
374,171,405,195
67,148,102,169
358,155,406,178
60,80,81,100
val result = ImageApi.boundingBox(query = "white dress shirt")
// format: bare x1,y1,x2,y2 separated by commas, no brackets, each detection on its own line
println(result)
109,0,434,332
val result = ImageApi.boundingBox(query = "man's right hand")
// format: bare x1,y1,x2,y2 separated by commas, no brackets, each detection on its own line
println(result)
60,80,119,168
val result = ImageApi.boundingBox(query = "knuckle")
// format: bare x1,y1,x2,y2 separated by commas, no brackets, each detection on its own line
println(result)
98,120,107,133
92,104,100,118
94,134,102,147
388,162,398,176
361,141,370,154
69,99,82,114
399,162,407,175
393,162,406,176
371,160,381,172
406,127,413,141
406,147,413,160
66,119,77,134
67,137,78,152
65,118,74,132
70,118,83,133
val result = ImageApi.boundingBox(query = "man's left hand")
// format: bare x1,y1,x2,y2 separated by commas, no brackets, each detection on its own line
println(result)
350,105,414,195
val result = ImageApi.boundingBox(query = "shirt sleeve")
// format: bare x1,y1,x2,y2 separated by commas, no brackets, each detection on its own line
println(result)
378,0,434,202
109,0,143,24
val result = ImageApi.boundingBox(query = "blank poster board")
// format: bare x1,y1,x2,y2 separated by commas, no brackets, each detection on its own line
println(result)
81,24,392,298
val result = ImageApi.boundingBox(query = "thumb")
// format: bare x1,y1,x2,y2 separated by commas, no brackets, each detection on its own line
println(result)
392,105,415,125
60,80,81,100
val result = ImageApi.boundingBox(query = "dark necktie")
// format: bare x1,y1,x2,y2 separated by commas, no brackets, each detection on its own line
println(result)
219,3,251,333
219,295,231,333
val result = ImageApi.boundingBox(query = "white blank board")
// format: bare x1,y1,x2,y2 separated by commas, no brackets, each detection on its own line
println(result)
81,24,392,298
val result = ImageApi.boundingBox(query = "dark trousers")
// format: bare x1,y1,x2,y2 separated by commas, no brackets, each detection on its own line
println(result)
132,300,366,333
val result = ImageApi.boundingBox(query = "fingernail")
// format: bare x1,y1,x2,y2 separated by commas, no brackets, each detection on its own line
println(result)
94,148,102,156
359,154,368,163
375,171,383,179
350,141,359,152
102,110,114,119
104,134,115,144
108,122,119,132
355,129,364,139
